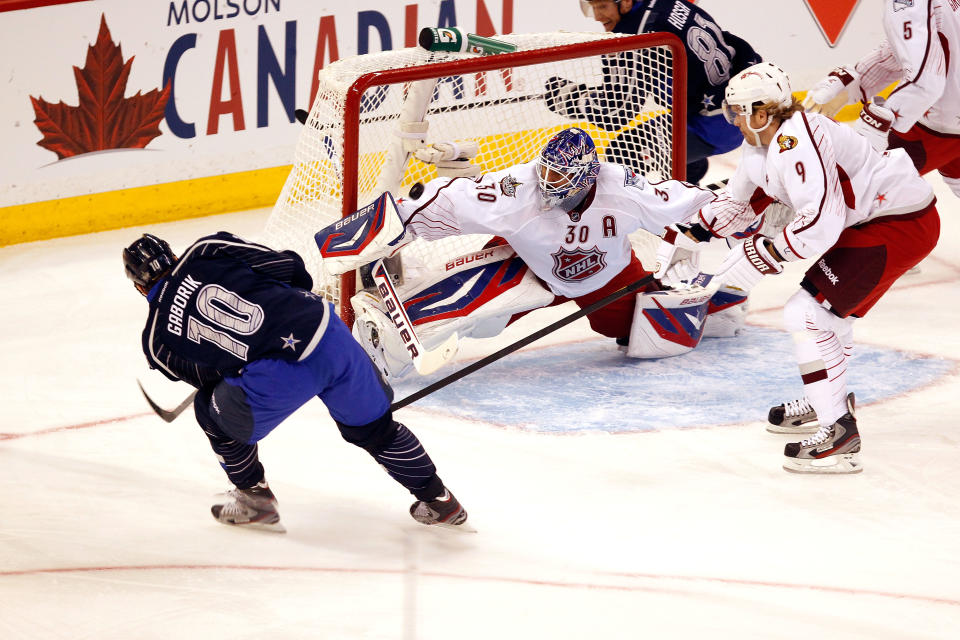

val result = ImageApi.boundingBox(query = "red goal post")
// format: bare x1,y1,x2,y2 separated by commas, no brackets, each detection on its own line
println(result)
263,32,687,327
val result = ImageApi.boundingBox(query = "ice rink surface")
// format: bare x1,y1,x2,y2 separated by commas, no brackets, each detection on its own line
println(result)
2,157,960,639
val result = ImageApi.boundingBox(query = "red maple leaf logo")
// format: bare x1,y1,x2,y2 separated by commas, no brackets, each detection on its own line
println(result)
29,14,171,160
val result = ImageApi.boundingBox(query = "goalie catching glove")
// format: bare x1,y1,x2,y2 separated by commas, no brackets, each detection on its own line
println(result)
715,235,783,292
653,222,712,287
414,140,481,178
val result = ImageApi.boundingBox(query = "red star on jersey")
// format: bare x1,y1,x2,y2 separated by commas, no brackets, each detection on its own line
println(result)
876,193,887,205
396,197,406,205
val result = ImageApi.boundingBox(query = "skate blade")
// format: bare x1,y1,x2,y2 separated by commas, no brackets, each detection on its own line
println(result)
217,516,287,533
429,520,477,533
782,453,863,474
766,423,820,435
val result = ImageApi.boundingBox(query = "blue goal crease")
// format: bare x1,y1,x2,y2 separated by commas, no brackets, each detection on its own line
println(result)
391,327,954,434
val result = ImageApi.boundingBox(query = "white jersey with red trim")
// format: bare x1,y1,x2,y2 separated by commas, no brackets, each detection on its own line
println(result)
855,0,960,135
699,111,934,260
396,161,716,298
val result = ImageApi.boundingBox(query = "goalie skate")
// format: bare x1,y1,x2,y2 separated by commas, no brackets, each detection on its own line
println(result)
211,481,286,532
767,392,855,435
783,394,862,474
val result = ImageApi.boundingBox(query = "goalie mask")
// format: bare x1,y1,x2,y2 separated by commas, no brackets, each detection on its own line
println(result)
536,127,600,213
123,233,175,295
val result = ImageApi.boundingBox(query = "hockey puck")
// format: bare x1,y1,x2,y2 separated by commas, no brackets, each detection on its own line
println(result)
409,182,425,200
294,108,308,125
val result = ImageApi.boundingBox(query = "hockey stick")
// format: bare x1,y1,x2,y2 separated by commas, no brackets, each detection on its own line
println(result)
138,380,197,423
389,273,656,411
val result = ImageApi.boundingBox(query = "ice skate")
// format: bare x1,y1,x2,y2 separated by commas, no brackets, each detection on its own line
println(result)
410,488,470,529
767,393,854,435
783,394,862,474
211,481,286,532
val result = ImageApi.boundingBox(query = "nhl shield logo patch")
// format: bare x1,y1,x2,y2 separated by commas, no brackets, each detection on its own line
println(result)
777,134,799,153
551,246,607,282
499,175,521,197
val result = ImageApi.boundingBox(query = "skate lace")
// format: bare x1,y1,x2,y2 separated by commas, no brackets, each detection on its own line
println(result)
218,488,275,516
799,424,832,448
217,489,251,518
784,397,814,418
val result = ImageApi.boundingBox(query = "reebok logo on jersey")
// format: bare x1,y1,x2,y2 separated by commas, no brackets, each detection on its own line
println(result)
551,246,607,282
893,0,914,12
777,134,798,153
818,259,839,285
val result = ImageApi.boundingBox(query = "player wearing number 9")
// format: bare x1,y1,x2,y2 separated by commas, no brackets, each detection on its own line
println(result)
678,62,939,473
123,231,468,530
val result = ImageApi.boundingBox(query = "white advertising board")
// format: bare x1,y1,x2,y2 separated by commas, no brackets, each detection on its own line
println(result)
0,0,884,226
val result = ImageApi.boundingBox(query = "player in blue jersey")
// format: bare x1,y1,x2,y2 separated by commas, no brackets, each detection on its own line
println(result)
551,0,762,184
123,232,468,531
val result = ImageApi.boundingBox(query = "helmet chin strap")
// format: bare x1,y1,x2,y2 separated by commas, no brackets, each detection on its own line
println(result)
745,109,775,146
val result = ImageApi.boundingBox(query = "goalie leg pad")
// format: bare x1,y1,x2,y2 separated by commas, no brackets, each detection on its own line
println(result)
351,290,417,382
703,285,749,338
626,287,711,358
399,245,554,344
351,247,553,378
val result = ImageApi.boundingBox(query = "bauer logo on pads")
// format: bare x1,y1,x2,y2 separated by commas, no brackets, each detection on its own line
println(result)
315,192,405,258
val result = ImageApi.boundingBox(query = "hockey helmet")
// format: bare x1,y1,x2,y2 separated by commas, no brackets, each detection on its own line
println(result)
722,62,793,124
123,233,175,293
536,127,600,212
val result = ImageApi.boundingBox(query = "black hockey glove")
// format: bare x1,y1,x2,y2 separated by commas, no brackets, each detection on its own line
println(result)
544,76,587,119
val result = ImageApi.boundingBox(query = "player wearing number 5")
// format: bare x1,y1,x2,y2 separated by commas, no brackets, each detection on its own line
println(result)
560,0,762,184
803,0,960,198
656,63,939,473
123,232,468,530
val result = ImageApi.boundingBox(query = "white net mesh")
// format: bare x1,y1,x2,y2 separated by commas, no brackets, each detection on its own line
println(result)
262,31,680,318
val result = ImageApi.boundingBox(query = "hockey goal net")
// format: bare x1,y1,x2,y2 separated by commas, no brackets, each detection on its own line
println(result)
262,31,686,325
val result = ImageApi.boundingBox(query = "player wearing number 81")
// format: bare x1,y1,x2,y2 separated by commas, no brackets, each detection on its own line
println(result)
569,0,762,184
123,232,468,530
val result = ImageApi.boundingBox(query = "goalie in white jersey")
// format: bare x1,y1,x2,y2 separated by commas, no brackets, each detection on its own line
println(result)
655,63,940,473
803,0,960,198
317,128,747,381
